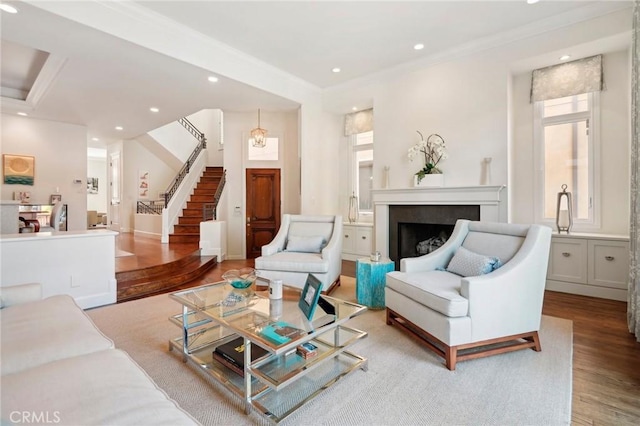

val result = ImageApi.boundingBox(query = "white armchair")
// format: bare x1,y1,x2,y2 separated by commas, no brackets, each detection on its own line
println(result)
385,219,552,370
254,214,343,293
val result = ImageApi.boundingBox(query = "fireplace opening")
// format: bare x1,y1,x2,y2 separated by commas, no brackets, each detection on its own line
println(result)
389,204,480,269
399,222,454,257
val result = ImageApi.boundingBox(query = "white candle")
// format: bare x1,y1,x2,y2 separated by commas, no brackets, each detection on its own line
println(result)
558,210,570,228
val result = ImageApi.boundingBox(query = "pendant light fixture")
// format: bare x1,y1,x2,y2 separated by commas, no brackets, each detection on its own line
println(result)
250,109,267,148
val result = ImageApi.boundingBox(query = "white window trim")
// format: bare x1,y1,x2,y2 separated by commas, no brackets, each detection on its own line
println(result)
349,135,374,215
533,92,601,231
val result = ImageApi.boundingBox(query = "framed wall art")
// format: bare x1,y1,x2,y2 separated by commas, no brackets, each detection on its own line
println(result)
14,191,31,203
3,154,35,185
138,170,149,198
87,177,99,194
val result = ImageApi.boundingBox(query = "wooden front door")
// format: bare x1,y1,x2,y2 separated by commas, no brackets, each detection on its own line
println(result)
246,168,281,259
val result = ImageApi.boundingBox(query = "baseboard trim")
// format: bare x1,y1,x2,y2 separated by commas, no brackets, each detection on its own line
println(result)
133,230,161,240
546,280,627,301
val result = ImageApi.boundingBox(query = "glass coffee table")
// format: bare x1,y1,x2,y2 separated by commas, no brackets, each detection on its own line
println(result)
168,281,368,423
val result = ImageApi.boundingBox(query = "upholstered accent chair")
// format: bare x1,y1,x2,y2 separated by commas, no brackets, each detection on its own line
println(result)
38,202,65,232
385,219,552,370
254,214,343,293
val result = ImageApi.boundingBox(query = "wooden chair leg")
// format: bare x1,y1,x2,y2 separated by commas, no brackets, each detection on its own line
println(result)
445,345,457,371
323,277,341,295
531,331,541,352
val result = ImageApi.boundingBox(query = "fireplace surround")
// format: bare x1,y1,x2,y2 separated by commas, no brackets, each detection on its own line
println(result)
371,185,506,262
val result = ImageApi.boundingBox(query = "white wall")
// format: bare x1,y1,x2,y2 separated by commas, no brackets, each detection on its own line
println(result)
374,56,510,190
511,49,630,234
222,110,299,259
147,121,199,163
1,114,87,231
121,139,178,233
188,109,224,166
326,8,630,236
0,231,117,308
329,55,512,224
87,157,107,213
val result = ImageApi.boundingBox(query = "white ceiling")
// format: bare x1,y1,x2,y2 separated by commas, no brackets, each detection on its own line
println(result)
0,1,632,144
136,0,615,88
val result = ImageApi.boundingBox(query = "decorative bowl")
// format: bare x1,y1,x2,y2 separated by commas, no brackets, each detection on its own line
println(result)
222,267,256,289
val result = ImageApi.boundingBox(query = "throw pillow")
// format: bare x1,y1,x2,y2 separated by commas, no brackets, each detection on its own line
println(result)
446,246,502,277
285,235,325,253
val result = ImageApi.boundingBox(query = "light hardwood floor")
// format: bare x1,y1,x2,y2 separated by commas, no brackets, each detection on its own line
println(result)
116,234,640,425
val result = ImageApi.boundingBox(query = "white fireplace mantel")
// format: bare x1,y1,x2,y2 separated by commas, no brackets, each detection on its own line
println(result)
372,185,507,258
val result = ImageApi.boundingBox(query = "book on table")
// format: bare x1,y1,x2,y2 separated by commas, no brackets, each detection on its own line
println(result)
213,337,269,377
296,342,318,359
260,321,306,345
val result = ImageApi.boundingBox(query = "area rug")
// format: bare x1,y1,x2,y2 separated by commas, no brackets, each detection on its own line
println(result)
87,277,573,425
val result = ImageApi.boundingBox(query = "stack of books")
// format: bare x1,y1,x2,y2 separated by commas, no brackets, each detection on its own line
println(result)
296,342,318,359
213,337,268,377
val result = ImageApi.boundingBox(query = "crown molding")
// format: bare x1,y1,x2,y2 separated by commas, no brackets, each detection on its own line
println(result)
26,54,67,106
1,54,66,111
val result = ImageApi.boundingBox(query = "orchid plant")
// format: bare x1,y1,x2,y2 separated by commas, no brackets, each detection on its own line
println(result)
408,131,447,183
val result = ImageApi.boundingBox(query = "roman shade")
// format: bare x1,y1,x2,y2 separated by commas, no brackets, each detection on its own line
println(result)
530,54,603,102
344,108,373,136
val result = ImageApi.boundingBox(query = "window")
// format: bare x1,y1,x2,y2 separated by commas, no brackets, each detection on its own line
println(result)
534,92,600,229
350,131,373,213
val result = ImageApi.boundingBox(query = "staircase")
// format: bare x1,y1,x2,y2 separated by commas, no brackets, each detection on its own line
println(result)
169,166,223,244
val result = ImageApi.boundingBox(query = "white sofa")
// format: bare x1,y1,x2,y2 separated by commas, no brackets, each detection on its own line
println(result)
254,214,343,293
386,220,552,370
0,283,198,425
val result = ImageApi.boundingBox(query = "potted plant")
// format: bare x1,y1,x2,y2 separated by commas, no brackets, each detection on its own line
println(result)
408,131,447,186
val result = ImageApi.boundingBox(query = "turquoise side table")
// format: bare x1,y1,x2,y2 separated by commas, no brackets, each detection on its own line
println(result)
355,257,395,309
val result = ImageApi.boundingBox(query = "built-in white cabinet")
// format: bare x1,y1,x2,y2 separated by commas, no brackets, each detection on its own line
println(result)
546,233,629,301
342,223,373,261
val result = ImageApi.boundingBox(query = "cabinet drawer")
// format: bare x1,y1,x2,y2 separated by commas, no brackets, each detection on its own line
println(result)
588,240,629,289
342,226,356,253
547,238,588,284
355,227,372,255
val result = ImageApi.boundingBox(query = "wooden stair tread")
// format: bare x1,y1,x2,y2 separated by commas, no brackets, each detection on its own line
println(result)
117,255,217,302
116,250,201,282
168,166,224,245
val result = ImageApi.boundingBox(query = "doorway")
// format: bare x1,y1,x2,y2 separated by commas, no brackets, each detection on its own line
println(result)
109,150,122,231
245,168,281,259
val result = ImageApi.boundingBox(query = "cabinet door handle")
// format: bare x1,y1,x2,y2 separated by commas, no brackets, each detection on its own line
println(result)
344,235,349,238
361,236,367,240
605,256,614,261
562,252,571,257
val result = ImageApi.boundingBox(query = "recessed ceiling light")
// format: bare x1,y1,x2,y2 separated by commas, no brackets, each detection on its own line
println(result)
352,107,358,111
115,126,123,131
332,67,341,73
17,112,27,116
92,137,99,141
149,107,159,113
526,0,540,4
559,55,571,61
414,43,425,50
207,76,218,83
0,3,18,13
